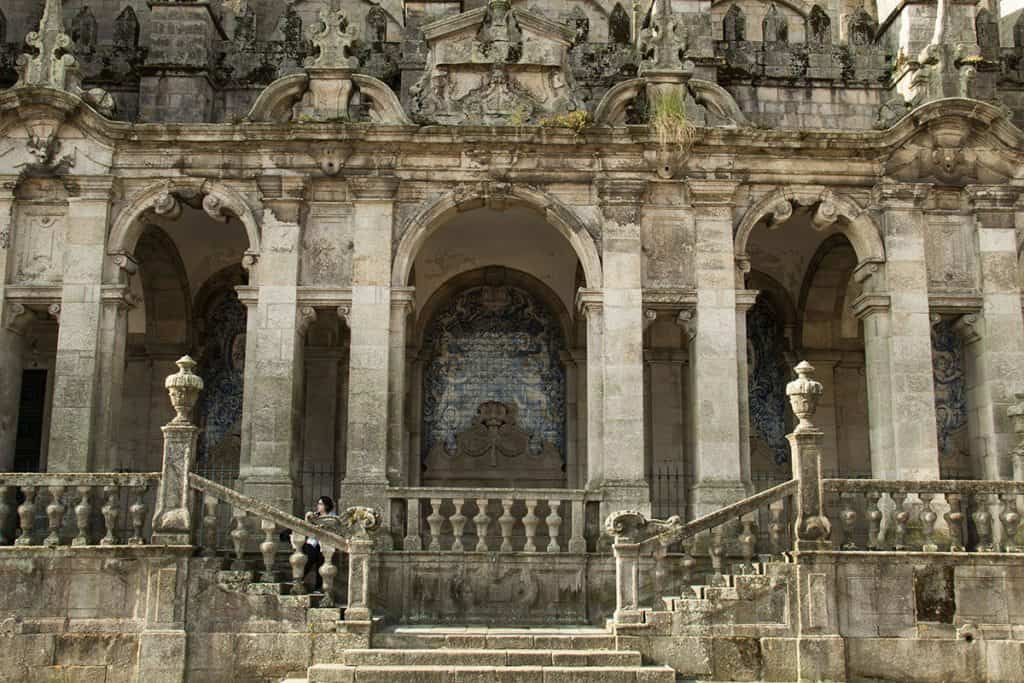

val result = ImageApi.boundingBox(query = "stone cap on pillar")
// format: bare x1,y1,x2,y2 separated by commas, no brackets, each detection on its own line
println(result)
786,361,823,434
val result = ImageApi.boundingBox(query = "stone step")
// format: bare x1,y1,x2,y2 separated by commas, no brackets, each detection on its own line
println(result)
340,648,642,667
374,627,617,651
308,664,676,683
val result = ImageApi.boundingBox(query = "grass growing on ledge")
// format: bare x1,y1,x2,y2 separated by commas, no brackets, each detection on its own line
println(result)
538,110,593,135
650,88,696,157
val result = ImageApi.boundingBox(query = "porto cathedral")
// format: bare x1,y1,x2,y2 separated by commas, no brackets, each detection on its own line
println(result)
3,0,1024,681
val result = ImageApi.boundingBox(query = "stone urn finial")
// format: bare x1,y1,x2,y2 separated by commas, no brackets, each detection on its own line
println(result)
786,361,823,433
164,355,204,425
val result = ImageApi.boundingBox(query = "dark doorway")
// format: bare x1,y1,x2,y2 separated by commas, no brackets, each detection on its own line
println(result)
14,369,47,472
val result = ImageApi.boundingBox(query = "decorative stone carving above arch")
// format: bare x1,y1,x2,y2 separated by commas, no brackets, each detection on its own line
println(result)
246,72,411,125
593,77,748,128
393,183,603,290
108,179,262,278
735,186,885,277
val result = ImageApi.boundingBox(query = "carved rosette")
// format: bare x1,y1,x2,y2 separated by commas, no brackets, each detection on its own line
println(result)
786,361,823,433
164,355,204,425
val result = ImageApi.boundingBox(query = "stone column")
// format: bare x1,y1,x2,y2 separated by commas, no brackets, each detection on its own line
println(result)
687,179,748,515
94,287,135,471
871,183,941,479
387,288,415,485
341,176,400,508
0,304,34,470
576,289,605,491
853,289,897,478
241,181,306,513
963,186,1024,479
735,289,759,485
47,177,114,472
597,179,650,514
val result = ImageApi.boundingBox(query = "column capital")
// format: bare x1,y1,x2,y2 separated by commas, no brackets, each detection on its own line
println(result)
964,184,1021,217
871,181,931,208
391,286,416,315
575,288,603,318
235,285,259,307
597,178,647,224
851,293,891,321
686,178,742,206
348,175,400,200
337,303,351,327
260,175,309,224
736,289,760,313
66,176,116,201
101,284,141,311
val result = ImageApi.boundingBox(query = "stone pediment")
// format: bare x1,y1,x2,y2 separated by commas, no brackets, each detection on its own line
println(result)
411,2,580,126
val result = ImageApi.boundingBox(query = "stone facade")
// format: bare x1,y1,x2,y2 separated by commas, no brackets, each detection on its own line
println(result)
4,0,1024,681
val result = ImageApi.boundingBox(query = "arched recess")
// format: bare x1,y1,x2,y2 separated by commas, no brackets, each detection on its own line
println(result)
734,187,885,271
392,185,603,290
413,267,571,489
108,179,262,275
134,225,192,351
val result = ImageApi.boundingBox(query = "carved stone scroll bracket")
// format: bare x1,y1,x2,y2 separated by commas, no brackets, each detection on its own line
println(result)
47,303,61,324
767,199,794,229
306,505,383,544
111,252,139,276
643,309,658,332
676,309,696,342
337,304,351,328
604,509,684,549
951,313,982,346
297,307,318,336
812,197,840,230
3,303,36,335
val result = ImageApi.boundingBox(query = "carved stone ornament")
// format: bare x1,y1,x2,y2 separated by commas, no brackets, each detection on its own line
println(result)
16,132,76,181
639,0,690,72
13,0,115,118
410,1,580,126
884,126,1013,186
164,355,205,426
306,9,360,70
604,509,684,547
786,360,823,433
305,506,382,542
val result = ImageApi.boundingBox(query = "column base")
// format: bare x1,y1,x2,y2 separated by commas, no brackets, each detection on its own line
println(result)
690,480,752,518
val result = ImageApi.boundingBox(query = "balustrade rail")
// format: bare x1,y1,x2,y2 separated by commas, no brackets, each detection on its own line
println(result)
822,478,1024,553
389,487,592,553
0,473,161,546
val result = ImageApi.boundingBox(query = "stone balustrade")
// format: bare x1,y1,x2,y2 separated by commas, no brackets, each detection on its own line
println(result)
822,478,1024,553
389,487,591,554
0,473,161,546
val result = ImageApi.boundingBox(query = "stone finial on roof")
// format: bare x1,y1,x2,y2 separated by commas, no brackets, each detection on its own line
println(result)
14,0,80,91
306,8,360,70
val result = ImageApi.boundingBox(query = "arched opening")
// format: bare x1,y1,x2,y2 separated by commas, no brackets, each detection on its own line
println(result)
400,202,590,490
743,203,873,482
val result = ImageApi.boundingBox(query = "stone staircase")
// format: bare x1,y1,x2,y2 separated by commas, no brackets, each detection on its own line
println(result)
285,626,676,682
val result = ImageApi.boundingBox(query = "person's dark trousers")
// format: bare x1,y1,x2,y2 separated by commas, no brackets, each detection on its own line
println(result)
301,542,325,591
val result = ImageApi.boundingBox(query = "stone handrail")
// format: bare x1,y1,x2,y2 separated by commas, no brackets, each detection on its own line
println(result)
390,486,592,553
0,473,162,546
822,478,1024,552
672,479,798,543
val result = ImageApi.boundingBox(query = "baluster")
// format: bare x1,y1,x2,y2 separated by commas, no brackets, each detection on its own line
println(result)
738,515,757,569
866,491,883,550
404,497,423,551
523,499,539,552
569,499,586,553
127,486,147,545
44,486,66,547
654,544,670,597
473,498,491,552
709,527,725,583
839,493,858,550
546,500,562,552
768,500,786,556
450,499,467,552
1000,493,1021,553
892,492,909,551
945,493,965,552
289,532,308,595
680,540,697,589
100,486,119,545
319,544,338,607
0,486,13,544
230,509,249,569
15,486,37,546
499,499,516,552
201,494,219,557
919,493,938,552
974,493,995,552
72,486,92,546
426,498,443,551
259,519,277,582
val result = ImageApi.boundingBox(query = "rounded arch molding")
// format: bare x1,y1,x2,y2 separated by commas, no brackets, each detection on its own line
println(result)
108,179,262,268
392,184,604,289
734,186,885,268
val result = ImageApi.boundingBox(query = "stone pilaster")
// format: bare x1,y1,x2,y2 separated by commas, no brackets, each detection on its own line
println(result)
341,175,400,508
576,289,604,491
47,177,114,472
961,187,1024,479
0,182,23,471
852,290,897,477
387,288,415,485
735,289,759,485
871,182,941,479
241,179,306,513
597,179,650,514
687,179,748,515
94,286,136,471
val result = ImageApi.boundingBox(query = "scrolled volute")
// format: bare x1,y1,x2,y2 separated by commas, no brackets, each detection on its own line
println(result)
604,509,684,547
